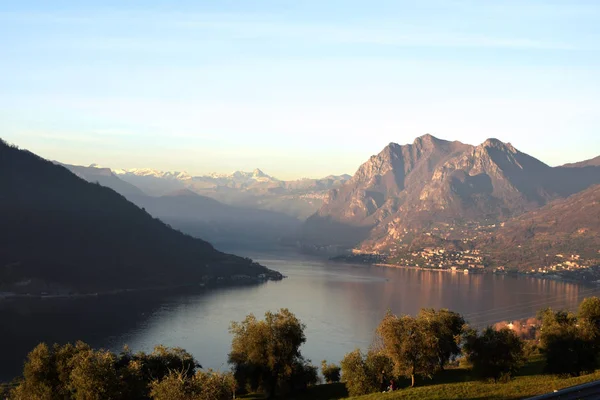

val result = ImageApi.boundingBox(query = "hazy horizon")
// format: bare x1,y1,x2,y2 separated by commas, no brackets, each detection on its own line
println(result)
2,1,600,179
23,132,598,181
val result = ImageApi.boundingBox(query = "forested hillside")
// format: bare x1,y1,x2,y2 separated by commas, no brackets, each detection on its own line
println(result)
0,139,280,294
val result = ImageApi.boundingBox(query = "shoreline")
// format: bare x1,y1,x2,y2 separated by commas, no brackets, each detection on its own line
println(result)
0,274,285,301
362,262,599,285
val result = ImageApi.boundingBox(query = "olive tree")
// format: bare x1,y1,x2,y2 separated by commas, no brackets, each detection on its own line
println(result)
321,360,341,383
376,312,439,387
228,308,306,398
150,369,235,400
418,308,466,370
539,308,598,376
463,327,525,382
340,349,393,396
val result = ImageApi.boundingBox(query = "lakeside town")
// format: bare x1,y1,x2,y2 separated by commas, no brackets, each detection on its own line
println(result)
336,245,600,284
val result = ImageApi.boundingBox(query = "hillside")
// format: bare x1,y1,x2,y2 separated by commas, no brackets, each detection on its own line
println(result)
0,139,281,295
301,134,600,252
561,155,600,168
125,189,301,248
480,184,600,270
57,162,146,197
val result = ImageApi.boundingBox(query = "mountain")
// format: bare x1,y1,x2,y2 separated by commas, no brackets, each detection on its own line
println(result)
480,184,600,269
109,166,351,219
59,164,303,247
301,134,600,252
57,163,146,196
0,139,280,295
561,155,600,168
125,189,301,249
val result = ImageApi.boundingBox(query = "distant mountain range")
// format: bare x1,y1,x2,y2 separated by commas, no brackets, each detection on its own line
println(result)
111,167,351,219
0,139,281,295
12,132,600,275
300,134,600,268
58,164,309,248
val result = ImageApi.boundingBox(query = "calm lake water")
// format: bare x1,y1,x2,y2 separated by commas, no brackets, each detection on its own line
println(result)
2,250,599,380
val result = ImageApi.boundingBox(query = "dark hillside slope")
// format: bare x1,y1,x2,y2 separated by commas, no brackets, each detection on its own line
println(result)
0,139,278,294
57,162,146,197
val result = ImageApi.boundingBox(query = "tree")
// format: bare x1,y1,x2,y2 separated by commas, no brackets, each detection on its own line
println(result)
149,369,235,400
321,360,341,383
287,359,318,391
228,308,306,398
68,349,121,400
376,312,439,387
578,297,600,340
10,343,55,400
418,308,466,370
10,341,201,400
340,349,393,396
539,308,598,376
463,327,525,382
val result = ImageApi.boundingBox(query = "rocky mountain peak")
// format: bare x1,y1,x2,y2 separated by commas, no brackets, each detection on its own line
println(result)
253,168,267,177
413,133,441,147
480,138,516,153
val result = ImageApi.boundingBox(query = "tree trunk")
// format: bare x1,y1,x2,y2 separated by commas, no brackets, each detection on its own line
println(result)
268,374,278,399
411,373,415,388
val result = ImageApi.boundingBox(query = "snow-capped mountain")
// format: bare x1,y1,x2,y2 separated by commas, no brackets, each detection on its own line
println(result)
112,167,192,180
86,164,351,218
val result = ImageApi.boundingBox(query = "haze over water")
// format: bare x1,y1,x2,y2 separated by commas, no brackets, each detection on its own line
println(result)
1,250,598,380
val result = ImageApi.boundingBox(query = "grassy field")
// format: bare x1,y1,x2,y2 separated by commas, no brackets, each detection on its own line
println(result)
241,356,600,400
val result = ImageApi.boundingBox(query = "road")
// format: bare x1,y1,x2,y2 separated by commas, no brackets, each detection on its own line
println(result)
526,380,600,399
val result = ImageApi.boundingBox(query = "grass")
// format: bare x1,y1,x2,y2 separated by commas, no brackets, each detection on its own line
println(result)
240,356,600,400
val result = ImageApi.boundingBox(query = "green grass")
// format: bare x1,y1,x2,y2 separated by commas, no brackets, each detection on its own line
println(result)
240,357,600,400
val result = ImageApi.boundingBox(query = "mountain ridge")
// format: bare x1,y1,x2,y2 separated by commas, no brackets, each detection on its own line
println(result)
0,139,281,295
301,134,600,252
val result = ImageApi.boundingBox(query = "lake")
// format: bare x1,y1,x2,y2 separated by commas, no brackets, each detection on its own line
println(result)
1,250,599,381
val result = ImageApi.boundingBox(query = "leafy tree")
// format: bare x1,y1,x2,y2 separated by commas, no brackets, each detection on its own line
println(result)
321,360,341,383
340,349,393,396
10,341,201,400
287,359,318,391
149,369,235,400
68,349,121,400
376,312,439,387
10,343,55,400
578,297,600,339
228,308,306,398
418,308,466,370
463,327,525,382
539,308,598,376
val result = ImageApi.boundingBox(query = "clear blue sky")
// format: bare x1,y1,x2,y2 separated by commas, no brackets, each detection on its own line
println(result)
1,1,599,179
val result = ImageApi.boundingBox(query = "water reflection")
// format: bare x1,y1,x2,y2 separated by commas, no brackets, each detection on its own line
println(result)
1,251,598,381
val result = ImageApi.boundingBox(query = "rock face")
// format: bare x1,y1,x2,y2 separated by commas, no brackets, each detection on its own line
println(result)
301,134,600,250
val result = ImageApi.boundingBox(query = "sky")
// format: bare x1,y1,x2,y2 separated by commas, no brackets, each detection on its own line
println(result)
1,1,599,179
